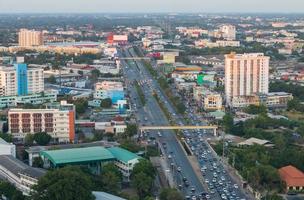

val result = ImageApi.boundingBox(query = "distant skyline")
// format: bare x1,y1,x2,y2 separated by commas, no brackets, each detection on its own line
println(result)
0,0,303,13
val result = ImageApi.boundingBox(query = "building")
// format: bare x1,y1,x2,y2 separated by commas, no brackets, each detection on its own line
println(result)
107,34,128,45
0,155,46,195
238,137,274,147
195,39,240,48
94,81,124,104
18,29,43,47
8,101,75,143
107,147,140,181
93,191,127,200
95,81,123,91
230,92,292,108
225,53,270,106
193,86,223,111
39,146,140,180
219,24,236,40
0,138,16,157
0,63,44,97
0,91,57,108
189,55,224,67
279,165,304,192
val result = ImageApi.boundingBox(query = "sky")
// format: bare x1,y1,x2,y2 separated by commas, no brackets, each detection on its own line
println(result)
0,0,303,13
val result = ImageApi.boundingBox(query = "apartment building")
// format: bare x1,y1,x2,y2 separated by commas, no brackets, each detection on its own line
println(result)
0,63,44,96
219,24,236,40
18,29,43,47
225,52,270,106
8,101,75,143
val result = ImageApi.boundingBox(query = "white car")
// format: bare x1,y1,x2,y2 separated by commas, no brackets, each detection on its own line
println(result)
233,184,239,189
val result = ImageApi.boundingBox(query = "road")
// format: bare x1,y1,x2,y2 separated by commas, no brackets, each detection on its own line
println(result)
121,48,206,198
121,46,252,200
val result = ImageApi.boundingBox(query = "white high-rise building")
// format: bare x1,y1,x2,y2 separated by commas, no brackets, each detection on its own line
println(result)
18,29,43,47
0,64,44,97
220,25,236,41
225,52,270,105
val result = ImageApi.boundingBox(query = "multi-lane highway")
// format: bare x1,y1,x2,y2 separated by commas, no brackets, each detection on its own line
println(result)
120,46,252,200
122,47,206,198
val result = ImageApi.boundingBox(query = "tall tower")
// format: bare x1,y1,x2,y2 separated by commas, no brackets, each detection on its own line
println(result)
225,52,269,105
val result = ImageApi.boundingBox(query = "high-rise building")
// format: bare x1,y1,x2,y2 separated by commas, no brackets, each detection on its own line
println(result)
18,29,43,47
8,101,75,143
225,52,270,105
219,25,236,41
0,63,44,96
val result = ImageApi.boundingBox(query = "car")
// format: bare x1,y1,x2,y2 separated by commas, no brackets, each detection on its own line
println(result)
184,180,190,187
183,177,187,182
205,179,209,183
233,184,239,189
206,195,210,199
177,167,182,172
191,187,196,192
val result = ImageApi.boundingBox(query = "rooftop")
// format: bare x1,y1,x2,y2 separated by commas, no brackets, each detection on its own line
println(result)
279,165,304,187
108,147,141,163
40,146,115,166
238,137,274,147
92,191,126,200
0,155,45,178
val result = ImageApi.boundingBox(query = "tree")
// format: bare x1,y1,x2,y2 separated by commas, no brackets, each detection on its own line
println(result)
100,98,112,108
124,123,138,138
47,75,56,84
74,99,88,114
160,188,183,200
32,157,44,168
90,69,101,81
25,133,35,146
31,166,94,200
132,172,153,199
222,113,234,134
132,159,156,180
34,132,52,146
0,132,13,143
101,163,122,194
244,105,267,115
0,181,25,200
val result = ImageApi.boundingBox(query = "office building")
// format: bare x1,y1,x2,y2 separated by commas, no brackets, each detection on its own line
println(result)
18,29,43,47
225,53,270,106
0,64,44,97
219,25,236,40
8,101,75,143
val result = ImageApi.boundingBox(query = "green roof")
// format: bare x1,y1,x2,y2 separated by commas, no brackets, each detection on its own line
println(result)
108,147,141,163
40,146,115,166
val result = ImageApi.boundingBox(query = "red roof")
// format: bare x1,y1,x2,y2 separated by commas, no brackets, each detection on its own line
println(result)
279,165,304,187
112,116,124,122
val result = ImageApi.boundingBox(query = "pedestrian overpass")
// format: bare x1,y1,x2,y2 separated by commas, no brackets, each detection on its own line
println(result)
139,125,218,136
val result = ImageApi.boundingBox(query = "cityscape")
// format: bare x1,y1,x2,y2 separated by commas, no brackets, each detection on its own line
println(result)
0,1,304,200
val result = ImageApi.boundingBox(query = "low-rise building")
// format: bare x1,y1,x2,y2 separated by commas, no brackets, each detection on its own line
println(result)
0,155,46,195
230,92,293,109
40,146,140,180
0,138,16,157
193,86,223,111
279,165,304,192
0,91,57,108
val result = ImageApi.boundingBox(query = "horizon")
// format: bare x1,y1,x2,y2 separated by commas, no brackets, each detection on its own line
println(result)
0,0,303,13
